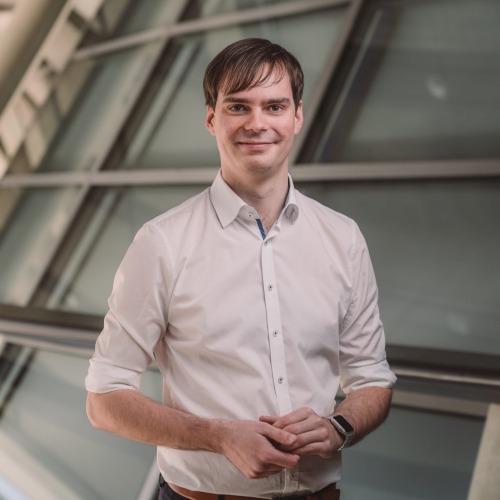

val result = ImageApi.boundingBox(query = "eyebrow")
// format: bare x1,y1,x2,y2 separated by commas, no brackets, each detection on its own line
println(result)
221,97,291,105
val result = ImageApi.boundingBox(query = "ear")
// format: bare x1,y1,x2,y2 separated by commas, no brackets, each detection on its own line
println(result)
205,106,216,136
294,101,304,136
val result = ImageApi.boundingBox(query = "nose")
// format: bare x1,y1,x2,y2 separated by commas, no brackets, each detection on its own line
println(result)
244,108,269,133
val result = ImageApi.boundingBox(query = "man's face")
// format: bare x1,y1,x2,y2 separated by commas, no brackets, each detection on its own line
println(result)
205,71,303,178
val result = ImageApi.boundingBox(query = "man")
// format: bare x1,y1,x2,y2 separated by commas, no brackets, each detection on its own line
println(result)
86,38,396,500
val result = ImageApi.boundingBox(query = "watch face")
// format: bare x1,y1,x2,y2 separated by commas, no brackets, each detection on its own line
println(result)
334,415,354,433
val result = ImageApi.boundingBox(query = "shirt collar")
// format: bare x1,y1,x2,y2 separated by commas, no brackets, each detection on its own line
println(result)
209,169,299,229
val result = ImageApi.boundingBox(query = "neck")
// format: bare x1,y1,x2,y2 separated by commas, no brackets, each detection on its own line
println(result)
221,165,289,234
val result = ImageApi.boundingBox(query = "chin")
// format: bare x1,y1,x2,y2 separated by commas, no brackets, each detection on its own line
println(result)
241,162,277,175
241,155,287,173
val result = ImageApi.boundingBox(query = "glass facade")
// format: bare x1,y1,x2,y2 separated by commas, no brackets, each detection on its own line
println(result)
303,0,500,163
38,43,161,173
340,407,484,500
123,7,346,170
111,0,187,37
297,180,500,355
0,187,80,306
0,0,499,498
0,348,161,500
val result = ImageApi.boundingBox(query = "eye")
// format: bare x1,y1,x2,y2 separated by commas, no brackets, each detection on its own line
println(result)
229,104,245,112
270,105,283,112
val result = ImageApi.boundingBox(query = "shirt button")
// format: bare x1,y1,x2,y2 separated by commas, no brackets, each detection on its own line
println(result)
264,241,268,246
273,330,278,337
278,377,283,384
268,284,273,291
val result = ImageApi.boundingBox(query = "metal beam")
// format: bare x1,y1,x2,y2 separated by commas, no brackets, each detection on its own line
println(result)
391,390,488,418
393,366,500,388
73,0,350,61
291,160,500,181
0,318,99,343
2,160,500,188
0,335,94,357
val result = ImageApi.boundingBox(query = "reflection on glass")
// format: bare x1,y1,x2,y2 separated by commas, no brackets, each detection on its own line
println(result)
0,187,80,306
340,407,483,499
125,7,346,169
37,43,160,172
47,185,207,315
0,349,161,500
297,180,500,355
309,0,500,162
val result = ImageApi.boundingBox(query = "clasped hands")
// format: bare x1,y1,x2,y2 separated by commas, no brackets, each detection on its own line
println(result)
221,407,342,480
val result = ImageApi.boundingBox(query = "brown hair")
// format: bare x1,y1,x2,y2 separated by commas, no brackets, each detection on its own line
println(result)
203,38,304,110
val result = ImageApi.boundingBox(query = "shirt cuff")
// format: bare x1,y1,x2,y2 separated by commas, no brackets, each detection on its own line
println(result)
340,357,397,394
85,358,142,394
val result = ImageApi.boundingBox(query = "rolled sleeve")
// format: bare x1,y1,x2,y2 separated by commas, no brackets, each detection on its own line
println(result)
339,223,397,394
85,223,173,394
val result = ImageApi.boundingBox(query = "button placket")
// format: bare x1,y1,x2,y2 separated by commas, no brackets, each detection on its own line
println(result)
260,238,292,417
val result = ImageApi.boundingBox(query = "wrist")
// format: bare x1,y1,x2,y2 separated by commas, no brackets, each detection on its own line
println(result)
324,414,354,451
207,419,232,455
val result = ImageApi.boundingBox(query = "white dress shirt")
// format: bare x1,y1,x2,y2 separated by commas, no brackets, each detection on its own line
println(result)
86,170,396,498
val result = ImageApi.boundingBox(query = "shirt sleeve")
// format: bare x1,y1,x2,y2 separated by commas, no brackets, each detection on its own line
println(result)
85,223,173,394
339,222,397,394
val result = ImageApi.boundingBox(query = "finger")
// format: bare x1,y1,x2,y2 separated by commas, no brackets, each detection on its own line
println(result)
281,417,321,437
263,448,301,469
289,442,326,456
270,407,314,430
278,428,328,452
260,423,297,447
259,415,279,424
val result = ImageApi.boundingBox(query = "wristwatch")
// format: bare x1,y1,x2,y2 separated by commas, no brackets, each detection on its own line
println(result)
324,414,354,451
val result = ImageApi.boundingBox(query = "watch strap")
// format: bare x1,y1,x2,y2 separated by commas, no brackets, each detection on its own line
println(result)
325,414,354,451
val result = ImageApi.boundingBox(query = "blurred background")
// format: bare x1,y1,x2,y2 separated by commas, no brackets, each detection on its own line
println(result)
0,0,499,499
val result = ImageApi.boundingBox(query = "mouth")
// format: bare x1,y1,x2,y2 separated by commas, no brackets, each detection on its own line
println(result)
237,141,274,151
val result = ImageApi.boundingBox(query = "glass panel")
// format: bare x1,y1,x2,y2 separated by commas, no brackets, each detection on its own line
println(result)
0,348,161,500
124,7,346,169
194,0,293,18
113,0,292,35
307,0,500,163
340,406,483,499
0,187,80,306
296,180,500,355
112,0,186,36
34,42,160,172
46,185,207,315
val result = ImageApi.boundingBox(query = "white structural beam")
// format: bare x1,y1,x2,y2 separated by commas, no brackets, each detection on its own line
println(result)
1,160,500,189
0,0,54,87
468,404,500,500
0,0,107,179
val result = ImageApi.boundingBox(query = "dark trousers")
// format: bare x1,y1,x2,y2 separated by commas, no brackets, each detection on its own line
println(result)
159,475,193,500
158,475,340,500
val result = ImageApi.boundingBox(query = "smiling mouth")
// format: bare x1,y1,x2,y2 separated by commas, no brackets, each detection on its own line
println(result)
237,141,274,148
